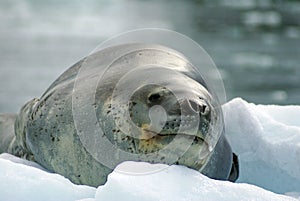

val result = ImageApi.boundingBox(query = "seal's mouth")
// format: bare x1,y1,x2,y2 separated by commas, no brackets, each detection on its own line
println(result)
142,129,205,142
137,128,206,154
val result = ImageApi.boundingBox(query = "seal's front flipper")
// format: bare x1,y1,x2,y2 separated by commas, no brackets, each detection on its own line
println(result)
228,153,239,182
0,113,17,153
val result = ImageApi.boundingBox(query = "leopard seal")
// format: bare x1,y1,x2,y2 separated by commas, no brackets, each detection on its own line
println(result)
0,43,238,187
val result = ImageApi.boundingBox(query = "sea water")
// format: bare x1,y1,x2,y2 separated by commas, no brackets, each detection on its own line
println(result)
0,0,299,113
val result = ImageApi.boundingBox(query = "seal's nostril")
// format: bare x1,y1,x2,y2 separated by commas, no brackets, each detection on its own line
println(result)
188,100,200,113
187,99,209,115
201,105,207,114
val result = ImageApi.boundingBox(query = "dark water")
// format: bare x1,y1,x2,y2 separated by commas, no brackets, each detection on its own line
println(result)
0,0,299,113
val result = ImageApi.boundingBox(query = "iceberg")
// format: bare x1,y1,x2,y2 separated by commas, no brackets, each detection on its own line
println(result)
0,98,299,201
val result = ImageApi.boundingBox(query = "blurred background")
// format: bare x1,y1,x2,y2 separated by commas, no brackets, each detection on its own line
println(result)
0,0,299,113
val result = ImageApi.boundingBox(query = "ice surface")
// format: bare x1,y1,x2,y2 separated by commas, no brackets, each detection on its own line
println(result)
223,98,300,194
96,162,298,201
0,98,299,201
0,154,96,201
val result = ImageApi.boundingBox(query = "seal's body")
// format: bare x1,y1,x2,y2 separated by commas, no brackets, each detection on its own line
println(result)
0,44,238,187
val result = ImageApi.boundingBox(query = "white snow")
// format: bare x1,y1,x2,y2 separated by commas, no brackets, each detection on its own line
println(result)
0,154,96,201
96,162,298,201
0,98,300,201
224,98,300,194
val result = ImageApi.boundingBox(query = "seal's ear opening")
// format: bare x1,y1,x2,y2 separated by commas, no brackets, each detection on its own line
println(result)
228,153,239,182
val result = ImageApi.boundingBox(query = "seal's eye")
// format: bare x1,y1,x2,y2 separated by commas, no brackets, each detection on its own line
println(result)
148,93,161,103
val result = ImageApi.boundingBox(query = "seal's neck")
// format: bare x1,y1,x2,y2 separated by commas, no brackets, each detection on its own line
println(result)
0,113,17,153
9,98,39,160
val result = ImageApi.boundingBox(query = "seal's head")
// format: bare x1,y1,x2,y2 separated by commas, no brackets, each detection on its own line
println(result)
129,84,214,169
101,67,222,171
129,84,210,145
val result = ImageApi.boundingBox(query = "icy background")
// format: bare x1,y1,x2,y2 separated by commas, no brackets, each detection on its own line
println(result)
1,98,299,201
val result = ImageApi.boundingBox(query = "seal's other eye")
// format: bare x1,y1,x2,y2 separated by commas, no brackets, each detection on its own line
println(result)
148,93,161,103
